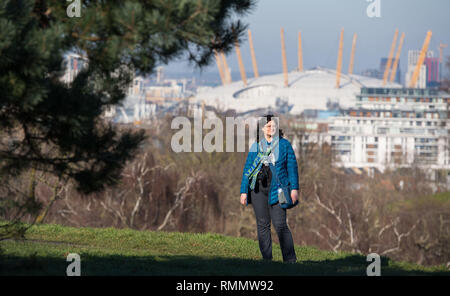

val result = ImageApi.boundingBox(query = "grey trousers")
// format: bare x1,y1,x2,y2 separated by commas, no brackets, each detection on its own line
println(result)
250,189,297,262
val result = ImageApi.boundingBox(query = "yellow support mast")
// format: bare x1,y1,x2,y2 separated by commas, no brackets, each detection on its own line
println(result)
220,51,232,84
382,28,399,86
214,50,226,85
409,31,432,88
298,31,304,72
390,32,405,83
348,33,357,75
247,30,259,78
336,28,344,88
280,28,289,87
234,40,248,87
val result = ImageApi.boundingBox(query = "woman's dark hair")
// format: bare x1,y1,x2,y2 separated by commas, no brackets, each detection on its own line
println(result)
256,114,284,143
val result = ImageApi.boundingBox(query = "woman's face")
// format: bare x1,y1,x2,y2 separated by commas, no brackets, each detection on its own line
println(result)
262,120,277,137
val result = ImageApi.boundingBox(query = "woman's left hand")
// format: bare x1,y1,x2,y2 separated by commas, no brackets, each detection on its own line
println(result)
291,189,299,204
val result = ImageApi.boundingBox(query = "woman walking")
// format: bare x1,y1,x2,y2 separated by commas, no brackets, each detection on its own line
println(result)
240,115,299,263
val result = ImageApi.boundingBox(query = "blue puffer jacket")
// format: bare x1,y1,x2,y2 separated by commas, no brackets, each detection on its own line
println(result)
240,136,299,205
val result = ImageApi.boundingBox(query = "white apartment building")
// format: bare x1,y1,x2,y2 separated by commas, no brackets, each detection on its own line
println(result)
405,50,434,88
61,53,88,84
327,87,450,175
405,64,427,89
128,76,146,96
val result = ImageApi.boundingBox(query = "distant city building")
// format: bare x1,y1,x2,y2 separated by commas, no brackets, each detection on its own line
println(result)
407,49,425,65
145,81,183,102
424,57,440,88
61,53,88,84
361,69,382,80
326,87,449,175
156,66,164,84
127,76,145,97
115,70,197,123
379,58,401,84
405,64,427,89
405,50,435,88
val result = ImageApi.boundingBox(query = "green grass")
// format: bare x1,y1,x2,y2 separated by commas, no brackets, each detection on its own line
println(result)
0,223,448,276
386,190,450,213
430,191,450,203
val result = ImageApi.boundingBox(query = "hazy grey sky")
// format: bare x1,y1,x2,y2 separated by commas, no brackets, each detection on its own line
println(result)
164,0,450,78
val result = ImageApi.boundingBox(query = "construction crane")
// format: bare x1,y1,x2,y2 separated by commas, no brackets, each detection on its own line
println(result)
214,50,226,85
348,33,357,75
336,28,344,88
234,40,248,86
439,43,448,63
390,32,405,83
382,28,399,86
409,30,432,88
280,28,289,87
247,30,259,78
298,31,304,72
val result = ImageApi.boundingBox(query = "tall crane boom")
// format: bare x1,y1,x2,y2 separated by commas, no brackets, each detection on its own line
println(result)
247,30,259,78
298,31,304,72
382,28,399,86
280,28,289,87
336,28,344,88
390,32,405,83
409,31,432,88
348,33,357,75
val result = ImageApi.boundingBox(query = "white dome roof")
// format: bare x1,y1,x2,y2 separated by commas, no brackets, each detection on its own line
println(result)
192,67,401,114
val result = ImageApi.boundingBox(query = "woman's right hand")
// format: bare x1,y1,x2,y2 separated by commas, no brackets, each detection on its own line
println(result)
240,193,247,205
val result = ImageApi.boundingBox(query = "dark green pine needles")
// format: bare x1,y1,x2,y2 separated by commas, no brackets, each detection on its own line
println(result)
0,0,255,193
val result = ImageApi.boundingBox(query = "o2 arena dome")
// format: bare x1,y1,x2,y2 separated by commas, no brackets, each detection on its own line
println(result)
192,67,401,115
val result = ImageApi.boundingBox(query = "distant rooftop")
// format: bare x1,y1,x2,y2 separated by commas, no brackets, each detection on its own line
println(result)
360,87,450,97
192,67,402,114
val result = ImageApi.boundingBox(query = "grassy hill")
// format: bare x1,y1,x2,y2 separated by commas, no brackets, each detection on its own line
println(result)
0,223,448,276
